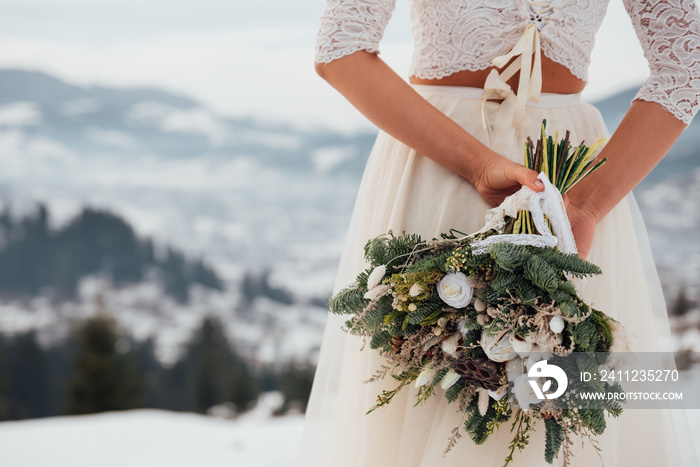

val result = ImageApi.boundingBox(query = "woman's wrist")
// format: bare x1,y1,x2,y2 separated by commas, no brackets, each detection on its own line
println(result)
566,188,604,225
456,142,494,186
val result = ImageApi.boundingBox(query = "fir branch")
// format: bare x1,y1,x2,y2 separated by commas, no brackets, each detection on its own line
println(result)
407,300,444,325
523,255,559,294
489,242,530,272
445,378,467,403
579,408,607,435
537,248,602,278
405,250,452,274
369,330,393,351
327,285,366,315
544,418,565,464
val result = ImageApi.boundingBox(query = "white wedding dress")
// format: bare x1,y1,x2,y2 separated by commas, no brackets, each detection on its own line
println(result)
295,1,700,465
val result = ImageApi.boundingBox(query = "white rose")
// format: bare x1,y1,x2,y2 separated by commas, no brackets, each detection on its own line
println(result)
367,265,387,290
364,284,391,301
437,272,473,308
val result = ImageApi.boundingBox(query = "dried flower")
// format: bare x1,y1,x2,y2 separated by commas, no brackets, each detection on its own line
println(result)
364,284,391,301
441,370,461,390
367,265,386,290
478,388,490,416
415,367,436,387
488,385,508,401
441,332,462,357
409,283,423,297
481,329,517,362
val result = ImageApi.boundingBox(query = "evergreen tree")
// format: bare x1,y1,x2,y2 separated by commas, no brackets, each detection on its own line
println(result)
65,310,144,415
130,338,165,409
671,285,692,316
1,331,52,419
0,342,7,421
277,362,316,413
177,316,258,413
227,357,258,412
188,317,233,413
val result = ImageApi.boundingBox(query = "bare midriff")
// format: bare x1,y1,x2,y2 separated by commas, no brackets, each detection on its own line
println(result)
409,54,586,95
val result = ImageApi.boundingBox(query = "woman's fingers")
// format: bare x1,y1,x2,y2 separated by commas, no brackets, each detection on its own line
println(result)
499,161,543,193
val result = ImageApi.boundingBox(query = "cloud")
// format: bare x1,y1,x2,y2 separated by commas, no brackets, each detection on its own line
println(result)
86,127,137,149
0,101,42,126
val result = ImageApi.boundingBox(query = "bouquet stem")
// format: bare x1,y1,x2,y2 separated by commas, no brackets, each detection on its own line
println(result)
507,121,606,236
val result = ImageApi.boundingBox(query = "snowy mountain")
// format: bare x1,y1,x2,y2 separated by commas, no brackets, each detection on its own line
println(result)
0,68,375,363
0,68,698,364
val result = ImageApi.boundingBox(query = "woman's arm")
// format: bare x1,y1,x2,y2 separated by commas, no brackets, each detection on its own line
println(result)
568,0,700,258
567,100,686,258
316,50,545,206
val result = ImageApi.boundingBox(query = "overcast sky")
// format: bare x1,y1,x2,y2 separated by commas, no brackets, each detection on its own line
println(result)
0,0,658,130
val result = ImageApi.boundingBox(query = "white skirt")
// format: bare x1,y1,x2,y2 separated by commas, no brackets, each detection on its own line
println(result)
294,85,697,466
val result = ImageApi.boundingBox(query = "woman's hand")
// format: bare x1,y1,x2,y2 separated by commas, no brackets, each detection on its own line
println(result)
566,202,598,259
470,153,545,207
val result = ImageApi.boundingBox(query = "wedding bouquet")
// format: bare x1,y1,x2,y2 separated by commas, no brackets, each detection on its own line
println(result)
328,122,626,466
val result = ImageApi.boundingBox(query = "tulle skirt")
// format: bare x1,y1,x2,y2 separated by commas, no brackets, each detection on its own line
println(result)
294,85,697,466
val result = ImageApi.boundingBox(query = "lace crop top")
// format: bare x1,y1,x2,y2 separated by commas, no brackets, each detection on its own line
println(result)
315,0,700,124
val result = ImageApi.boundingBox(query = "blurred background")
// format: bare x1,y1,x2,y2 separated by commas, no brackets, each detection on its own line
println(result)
0,0,698,466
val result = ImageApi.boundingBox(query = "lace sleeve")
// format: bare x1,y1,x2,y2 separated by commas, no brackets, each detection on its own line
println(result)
624,0,700,124
315,0,397,64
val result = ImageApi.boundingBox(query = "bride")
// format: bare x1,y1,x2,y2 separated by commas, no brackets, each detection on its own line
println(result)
295,0,700,465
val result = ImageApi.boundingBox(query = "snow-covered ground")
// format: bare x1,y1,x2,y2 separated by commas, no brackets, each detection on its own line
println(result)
0,393,305,467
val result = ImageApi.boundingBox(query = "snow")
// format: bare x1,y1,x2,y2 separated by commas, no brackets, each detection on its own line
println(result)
0,394,304,467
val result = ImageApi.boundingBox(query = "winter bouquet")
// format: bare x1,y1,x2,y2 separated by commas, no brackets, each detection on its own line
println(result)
328,122,626,466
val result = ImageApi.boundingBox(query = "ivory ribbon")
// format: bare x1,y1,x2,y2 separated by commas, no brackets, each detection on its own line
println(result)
481,22,543,149
470,173,577,256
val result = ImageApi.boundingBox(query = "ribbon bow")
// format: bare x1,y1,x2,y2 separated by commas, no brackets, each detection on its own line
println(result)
481,23,543,150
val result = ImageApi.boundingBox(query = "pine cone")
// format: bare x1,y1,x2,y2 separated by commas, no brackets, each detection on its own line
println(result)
453,356,505,391
389,337,404,353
